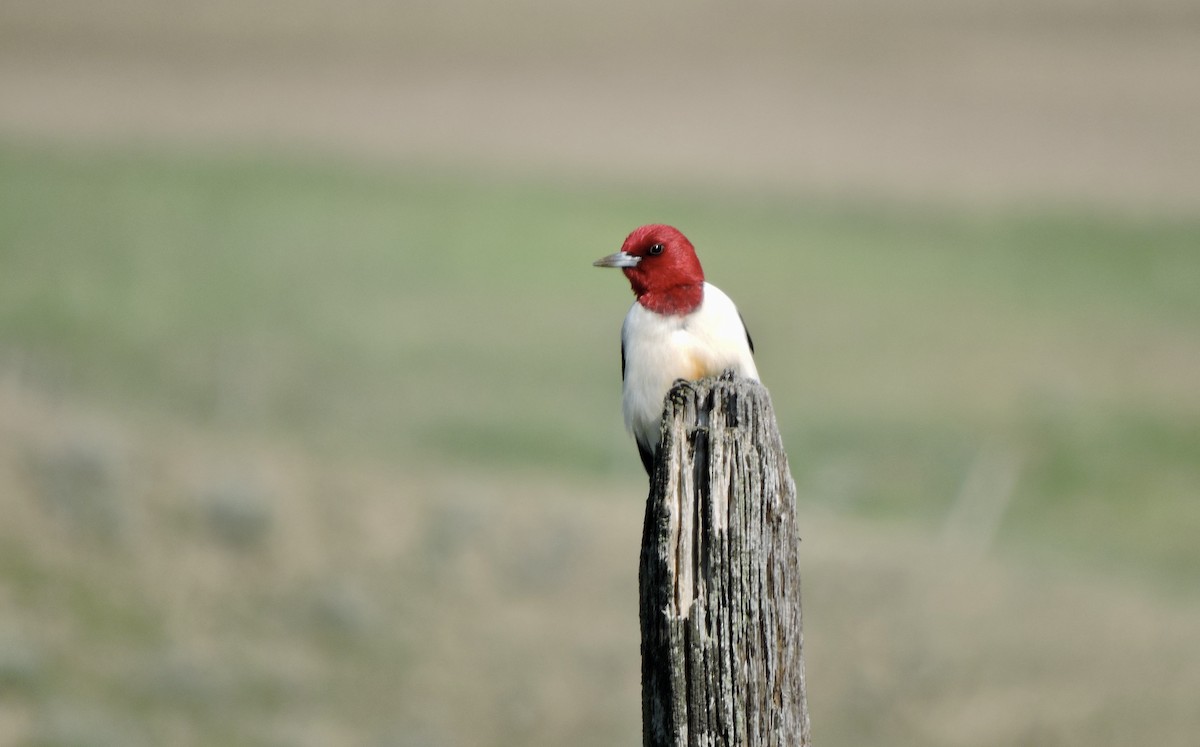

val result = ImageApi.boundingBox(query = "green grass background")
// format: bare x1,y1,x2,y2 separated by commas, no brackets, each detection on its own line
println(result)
4,143,1198,576
2,141,1199,746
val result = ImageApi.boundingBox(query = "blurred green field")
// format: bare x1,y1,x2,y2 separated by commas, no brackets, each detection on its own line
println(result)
4,141,1198,577
2,141,1200,746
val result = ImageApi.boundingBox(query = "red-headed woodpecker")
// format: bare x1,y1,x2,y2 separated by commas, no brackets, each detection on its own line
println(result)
594,224,759,474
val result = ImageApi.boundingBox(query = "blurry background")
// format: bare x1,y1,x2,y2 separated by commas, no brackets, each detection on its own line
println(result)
1,1,1198,745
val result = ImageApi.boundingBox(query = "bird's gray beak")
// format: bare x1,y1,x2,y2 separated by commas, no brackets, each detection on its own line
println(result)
593,251,641,268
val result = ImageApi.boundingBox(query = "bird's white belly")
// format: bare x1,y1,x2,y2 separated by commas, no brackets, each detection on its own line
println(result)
620,283,758,455
623,327,707,439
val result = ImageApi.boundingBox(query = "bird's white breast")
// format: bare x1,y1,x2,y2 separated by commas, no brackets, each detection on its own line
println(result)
621,282,759,456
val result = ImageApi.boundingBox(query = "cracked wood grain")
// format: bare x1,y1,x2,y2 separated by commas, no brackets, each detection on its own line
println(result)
639,377,811,747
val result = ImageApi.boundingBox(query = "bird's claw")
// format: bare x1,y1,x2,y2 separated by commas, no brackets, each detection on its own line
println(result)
668,378,694,405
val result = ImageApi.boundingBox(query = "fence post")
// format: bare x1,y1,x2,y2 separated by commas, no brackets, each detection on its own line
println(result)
639,376,811,747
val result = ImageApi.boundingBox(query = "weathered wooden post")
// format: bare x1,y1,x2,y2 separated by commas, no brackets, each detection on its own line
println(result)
639,376,811,747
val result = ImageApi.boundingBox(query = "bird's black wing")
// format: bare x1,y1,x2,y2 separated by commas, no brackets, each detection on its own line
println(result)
637,439,655,476
739,312,755,354
621,340,626,381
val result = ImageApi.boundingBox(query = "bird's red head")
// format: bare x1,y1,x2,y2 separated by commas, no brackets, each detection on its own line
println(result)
593,224,705,315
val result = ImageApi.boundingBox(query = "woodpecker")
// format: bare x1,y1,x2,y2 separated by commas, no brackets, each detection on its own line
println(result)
594,224,759,475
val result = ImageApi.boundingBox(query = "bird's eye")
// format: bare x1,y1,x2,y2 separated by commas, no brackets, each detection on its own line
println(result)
649,243,664,255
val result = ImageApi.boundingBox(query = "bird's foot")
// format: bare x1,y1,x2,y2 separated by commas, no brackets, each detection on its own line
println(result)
668,378,695,405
